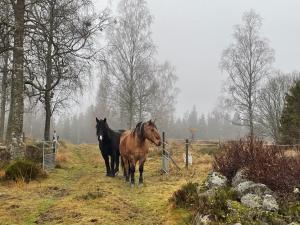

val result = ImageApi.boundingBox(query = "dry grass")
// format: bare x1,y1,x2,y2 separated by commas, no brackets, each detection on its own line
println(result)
56,151,71,163
0,169,5,178
0,141,211,225
284,149,300,157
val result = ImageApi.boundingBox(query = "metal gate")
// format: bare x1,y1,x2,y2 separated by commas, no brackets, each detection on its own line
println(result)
42,141,57,170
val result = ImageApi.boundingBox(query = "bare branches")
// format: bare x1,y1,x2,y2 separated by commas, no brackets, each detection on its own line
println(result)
257,71,300,142
220,10,274,138
22,0,110,140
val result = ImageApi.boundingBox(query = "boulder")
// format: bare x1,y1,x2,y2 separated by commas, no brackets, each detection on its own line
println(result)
235,181,272,198
262,194,279,212
232,169,248,187
194,213,213,225
241,193,263,209
205,171,227,189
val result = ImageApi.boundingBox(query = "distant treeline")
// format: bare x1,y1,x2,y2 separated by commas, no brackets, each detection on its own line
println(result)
23,105,246,144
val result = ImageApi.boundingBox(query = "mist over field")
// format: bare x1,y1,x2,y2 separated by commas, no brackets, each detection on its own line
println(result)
1,1,300,225
0,0,300,143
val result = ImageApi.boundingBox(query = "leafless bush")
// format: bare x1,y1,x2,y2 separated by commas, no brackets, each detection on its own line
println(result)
213,137,300,193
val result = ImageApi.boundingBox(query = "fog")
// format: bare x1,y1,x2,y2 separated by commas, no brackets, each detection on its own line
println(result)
89,0,300,116
1,0,300,143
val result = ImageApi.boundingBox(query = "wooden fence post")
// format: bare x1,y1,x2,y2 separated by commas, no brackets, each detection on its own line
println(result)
162,132,165,155
185,139,188,169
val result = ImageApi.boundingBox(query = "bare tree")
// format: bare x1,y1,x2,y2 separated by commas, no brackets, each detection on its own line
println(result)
149,62,179,130
257,71,300,142
0,0,13,142
220,10,274,142
6,0,26,143
23,0,110,140
105,0,155,128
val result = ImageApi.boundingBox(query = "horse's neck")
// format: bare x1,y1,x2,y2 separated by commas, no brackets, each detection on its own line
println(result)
134,133,147,147
106,126,113,139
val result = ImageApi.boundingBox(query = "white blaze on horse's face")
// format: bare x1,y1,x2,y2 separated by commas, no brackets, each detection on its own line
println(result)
99,135,103,141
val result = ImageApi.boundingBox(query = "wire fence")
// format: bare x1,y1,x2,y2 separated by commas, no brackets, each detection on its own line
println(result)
42,141,57,171
160,133,300,174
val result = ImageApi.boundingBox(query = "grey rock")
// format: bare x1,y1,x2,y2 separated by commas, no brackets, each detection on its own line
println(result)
194,213,212,225
262,194,279,211
241,193,263,209
235,181,272,198
205,171,227,189
232,169,248,187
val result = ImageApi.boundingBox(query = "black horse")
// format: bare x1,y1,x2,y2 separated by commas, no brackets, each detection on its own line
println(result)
96,117,124,177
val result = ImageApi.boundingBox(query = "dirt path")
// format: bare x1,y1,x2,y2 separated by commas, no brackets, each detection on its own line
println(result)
0,143,210,225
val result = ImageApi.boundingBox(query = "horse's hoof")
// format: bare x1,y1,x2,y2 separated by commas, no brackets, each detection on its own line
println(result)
130,183,135,188
138,183,143,188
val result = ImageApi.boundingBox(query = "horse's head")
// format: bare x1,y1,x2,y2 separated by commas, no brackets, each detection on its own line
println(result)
96,117,108,142
143,120,161,146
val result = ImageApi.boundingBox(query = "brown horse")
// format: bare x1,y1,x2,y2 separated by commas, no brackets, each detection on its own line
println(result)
120,120,161,187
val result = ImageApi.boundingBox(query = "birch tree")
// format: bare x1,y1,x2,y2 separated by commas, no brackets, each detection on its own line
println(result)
220,10,274,142
6,0,26,143
105,0,155,128
257,71,300,142
0,0,13,142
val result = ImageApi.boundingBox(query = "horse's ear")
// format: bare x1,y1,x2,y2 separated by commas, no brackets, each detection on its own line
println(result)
104,118,107,123
96,117,100,123
149,119,153,125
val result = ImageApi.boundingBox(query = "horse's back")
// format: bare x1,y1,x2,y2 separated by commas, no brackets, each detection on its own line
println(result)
120,130,132,155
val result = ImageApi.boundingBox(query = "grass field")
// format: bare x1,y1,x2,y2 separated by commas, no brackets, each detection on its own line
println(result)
0,142,212,225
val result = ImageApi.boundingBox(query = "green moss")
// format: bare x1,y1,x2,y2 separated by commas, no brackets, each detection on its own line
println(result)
279,201,300,223
177,183,299,225
170,182,199,209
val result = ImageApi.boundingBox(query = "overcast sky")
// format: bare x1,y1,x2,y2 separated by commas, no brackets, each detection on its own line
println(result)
89,0,300,117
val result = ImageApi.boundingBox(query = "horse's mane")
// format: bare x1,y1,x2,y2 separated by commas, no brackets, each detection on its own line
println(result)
133,122,145,140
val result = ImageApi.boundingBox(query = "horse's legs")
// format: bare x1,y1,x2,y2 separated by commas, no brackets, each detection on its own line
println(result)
129,161,136,187
123,157,130,182
139,159,146,186
115,153,120,174
110,154,115,177
102,153,111,176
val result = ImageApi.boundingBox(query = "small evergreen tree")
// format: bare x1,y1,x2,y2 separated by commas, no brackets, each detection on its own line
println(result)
280,80,300,144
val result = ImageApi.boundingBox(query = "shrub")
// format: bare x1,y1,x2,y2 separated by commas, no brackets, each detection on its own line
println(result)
213,138,253,181
213,137,300,193
0,149,10,168
25,144,43,163
197,187,238,222
5,159,45,183
170,182,199,209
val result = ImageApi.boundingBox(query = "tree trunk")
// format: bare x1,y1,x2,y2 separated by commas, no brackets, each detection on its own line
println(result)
44,91,51,141
43,5,54,141
0,51,9,142
6,0,25,143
